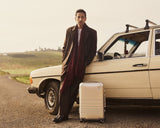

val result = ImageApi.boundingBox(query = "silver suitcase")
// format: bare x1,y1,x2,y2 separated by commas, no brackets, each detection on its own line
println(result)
79,82,105,123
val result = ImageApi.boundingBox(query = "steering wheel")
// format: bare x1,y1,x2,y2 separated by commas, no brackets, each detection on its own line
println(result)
114,52,122,59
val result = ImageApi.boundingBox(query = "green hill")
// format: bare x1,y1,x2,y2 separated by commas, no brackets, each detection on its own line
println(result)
0,51,62,75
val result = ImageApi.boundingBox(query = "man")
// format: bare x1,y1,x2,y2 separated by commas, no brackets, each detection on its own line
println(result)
53,9,97,123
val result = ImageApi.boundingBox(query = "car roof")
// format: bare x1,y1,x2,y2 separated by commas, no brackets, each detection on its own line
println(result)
98,24,160,53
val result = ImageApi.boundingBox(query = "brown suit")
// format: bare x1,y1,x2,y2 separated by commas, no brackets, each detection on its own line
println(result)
61,24,97,82
59,23,97,117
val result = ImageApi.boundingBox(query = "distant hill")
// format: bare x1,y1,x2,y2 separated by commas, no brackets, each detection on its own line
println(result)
0,51,62,74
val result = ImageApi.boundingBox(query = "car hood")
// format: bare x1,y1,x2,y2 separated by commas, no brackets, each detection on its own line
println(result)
30,65,61,78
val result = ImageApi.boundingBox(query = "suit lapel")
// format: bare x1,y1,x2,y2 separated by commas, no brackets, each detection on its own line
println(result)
84,29,89,43
71,26,76,43
62,26,76,66
71,24,90,43
83,24,90,46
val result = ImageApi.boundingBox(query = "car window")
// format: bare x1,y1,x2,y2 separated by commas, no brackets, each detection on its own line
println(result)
104,31,150,60
155,29,160,55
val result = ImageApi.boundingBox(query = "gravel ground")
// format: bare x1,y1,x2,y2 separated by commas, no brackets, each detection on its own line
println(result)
1,75,160,128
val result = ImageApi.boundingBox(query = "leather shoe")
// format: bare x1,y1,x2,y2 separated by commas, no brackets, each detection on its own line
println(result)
53,115,68,123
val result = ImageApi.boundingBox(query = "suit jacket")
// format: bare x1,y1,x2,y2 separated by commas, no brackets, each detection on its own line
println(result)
61,24,97,81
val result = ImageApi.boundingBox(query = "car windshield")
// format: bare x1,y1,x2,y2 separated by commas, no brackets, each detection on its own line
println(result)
104,31,150,60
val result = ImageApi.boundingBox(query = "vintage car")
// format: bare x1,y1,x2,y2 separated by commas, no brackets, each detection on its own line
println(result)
27,20,160,115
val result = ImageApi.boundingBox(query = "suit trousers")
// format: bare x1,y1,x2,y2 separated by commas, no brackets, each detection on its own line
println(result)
59,80,80,117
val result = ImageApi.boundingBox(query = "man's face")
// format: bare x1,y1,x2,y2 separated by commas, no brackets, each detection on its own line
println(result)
75,12,86,27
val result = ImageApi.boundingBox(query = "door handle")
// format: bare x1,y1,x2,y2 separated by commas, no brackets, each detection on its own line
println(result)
132,63,147,67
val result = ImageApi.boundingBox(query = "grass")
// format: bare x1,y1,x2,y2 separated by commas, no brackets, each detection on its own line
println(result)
0,70,9,75
0,51,62,84
3,69,35,75
12,75,30,85
0,51,62,70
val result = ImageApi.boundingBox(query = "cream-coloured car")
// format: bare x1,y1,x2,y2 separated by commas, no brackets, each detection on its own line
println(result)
28,20,160,114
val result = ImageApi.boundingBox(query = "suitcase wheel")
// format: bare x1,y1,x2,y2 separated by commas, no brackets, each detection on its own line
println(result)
99,119,104,123
80,119,85,123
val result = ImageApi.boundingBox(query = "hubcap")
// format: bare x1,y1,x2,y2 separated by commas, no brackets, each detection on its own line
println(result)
48,89,56,108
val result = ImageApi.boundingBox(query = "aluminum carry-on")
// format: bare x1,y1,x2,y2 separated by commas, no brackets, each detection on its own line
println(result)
79,82,105,123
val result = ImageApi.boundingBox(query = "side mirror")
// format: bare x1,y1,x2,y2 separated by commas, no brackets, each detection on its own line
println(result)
97,52,103,61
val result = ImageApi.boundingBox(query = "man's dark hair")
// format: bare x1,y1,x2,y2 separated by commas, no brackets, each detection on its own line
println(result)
75,9,86,17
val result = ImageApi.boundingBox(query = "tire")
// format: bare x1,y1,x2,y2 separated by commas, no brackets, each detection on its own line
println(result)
99,119,104,123
44,81,59,115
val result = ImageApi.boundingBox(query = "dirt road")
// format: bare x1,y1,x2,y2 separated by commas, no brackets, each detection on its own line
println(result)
1,75,160,128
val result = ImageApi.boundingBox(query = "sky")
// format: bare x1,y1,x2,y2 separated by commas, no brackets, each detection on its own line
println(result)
0,0,160,53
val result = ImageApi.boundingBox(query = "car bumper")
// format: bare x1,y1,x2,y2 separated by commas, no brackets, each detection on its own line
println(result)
27,86,38,94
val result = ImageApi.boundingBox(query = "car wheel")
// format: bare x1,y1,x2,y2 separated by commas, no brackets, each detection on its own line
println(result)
44,81,59,115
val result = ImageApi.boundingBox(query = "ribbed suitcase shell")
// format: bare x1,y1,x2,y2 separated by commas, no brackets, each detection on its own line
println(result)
79,82,105,122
